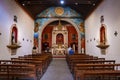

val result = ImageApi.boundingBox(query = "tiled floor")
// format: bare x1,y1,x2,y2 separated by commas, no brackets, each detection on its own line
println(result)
41,58,73,80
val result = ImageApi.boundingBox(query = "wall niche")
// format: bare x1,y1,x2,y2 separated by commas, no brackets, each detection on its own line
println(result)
7,24,21,55
96,24,109,54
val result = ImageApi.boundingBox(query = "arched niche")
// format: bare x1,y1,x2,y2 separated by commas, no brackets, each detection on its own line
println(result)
7,24,21,50
96,24,109,54
35,7,84,54
11,25,18,45
56,33,64,44
100,24,106,45
38,19,81,53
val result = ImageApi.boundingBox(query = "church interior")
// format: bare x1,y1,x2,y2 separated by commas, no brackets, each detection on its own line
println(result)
0,0,120,80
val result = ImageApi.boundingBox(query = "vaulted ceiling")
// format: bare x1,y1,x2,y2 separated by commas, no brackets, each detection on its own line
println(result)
15,0,103,19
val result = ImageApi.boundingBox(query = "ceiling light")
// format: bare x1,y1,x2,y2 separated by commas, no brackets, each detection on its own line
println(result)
22,3,25,6
93,3,95,6
75,3,78,5
60,0,64,4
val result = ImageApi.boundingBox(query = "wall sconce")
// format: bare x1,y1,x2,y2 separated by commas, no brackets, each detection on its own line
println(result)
0,33,1,35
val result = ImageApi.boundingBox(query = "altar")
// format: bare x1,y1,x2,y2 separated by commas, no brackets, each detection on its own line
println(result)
51,20,68,58
51,44,67,57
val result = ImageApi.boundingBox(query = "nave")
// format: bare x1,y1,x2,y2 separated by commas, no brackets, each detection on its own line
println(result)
1,53,120,80
41,58,73,80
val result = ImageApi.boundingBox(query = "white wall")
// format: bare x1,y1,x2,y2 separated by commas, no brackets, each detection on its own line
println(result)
0,0,34,60
85,0,120,63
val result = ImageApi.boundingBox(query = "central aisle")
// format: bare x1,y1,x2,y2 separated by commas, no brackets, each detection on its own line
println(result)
41,58,73,80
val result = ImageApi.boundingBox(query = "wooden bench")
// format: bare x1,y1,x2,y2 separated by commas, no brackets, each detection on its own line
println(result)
66,54,102,66
70,60,115,73
23,53,52,68
11,53,52,78
74,64,120,80
77,70,120,80
18,57,48,71
0,60,43,80
8,53,52,80
0,64,36,80
66,54,105,71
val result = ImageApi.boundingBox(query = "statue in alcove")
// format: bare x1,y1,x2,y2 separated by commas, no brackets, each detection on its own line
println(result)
96,15,109,54
11,31,15,45
79,22,85,53
11,26,17,45
100,24,106,45
34,22,39,32
7,24,21,54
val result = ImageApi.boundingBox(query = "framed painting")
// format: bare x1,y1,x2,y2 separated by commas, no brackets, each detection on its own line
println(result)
72,34,76,40
44,33,48,40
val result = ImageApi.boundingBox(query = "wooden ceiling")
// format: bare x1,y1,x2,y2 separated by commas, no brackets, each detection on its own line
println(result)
15,0,103,19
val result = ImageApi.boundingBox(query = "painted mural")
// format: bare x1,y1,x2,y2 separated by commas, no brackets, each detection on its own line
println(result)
33,23,39,49
34,7,85,53
79,22,85,53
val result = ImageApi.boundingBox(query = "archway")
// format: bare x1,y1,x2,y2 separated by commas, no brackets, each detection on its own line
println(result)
39,19,81,54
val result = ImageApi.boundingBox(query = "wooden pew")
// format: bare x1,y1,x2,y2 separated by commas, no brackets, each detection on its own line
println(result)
66,55,104,71
23,53,52,68
0,60,43,80
11,57,48,76
18,57,48,72
66,54,101,66
0,64,36,80
70,60,115,73
11,53,52,78
8,53,52,80
74,63,120,80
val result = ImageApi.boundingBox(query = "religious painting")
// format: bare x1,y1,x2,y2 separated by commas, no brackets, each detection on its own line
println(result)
72,34,76,40
34,32,39,48
79,22,84,32
44,33,48,40
56,33,64,44
11,26,18,45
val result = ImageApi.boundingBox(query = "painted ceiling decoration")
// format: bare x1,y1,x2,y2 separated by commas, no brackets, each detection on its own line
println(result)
34,6,85,41
16,0,103,19
35,7,83,28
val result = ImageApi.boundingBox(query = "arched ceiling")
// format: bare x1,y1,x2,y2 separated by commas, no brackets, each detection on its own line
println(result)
15,0,103,19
